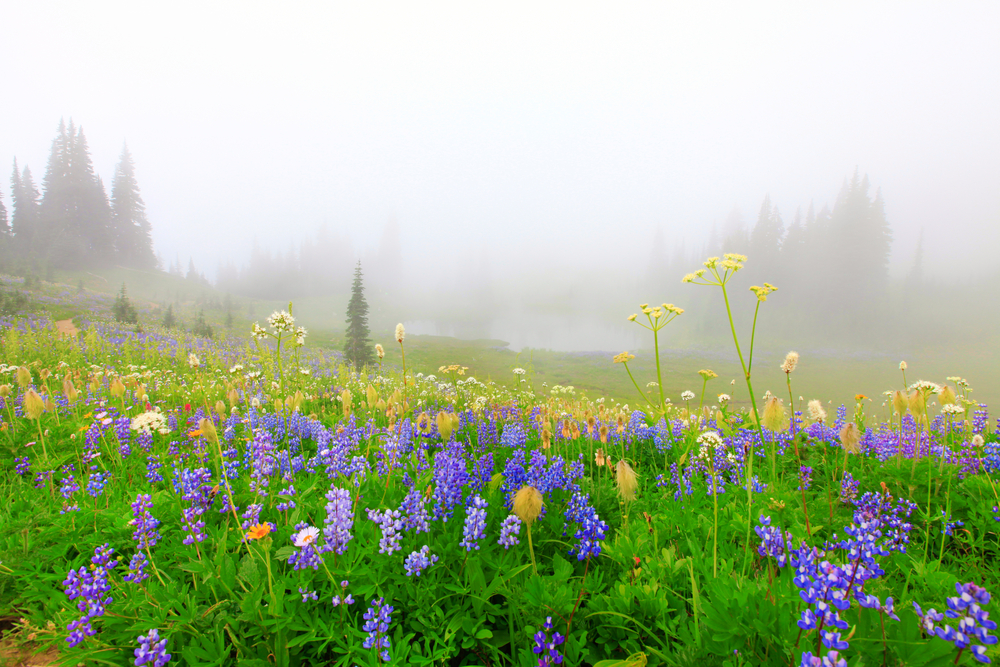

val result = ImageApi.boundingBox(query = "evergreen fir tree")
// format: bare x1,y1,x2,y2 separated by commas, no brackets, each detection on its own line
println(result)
110,144,156,268
161,304,177,329
192,310,214,339
10,161,41,248
39,120,113,267
343,261,375,369
112,283,139,324
0,183,8,238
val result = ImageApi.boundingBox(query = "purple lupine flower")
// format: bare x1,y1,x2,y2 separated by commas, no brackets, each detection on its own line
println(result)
755,515,794,567
145,456,163,484
403,545,439,577
134,628,171,666
799,650,847,667
130,494,161,550
431,447,469,521
86,471,110,498
331,580,356,607
799,466,813,491
398,486,430,534
298,587,319,602
14,456,30,475
321,486,354,554
498,514,522,549
915,582,996,662
565,492,608,561
839,473,859,505
362,597,394,663
63,544,119,647
532,616,566,666
367,508,404,555
941,509,964,536
459,495,488,551
123,551,149,584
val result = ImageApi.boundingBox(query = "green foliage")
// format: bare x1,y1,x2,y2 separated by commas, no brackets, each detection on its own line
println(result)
343,261,375,369
192,309,214,339
111,282,139,324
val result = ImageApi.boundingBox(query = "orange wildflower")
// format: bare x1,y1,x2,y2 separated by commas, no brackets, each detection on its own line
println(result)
246,523,271,540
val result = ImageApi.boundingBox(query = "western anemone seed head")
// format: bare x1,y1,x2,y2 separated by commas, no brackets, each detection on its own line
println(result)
615,460,639,501
698,369,718,380
110,377,126,399
908,390,925,417
23,388,44,420
595,448,605,466
63,376,79,403
0,384,10,398
892,390,907,415
395,323,405,343
436,411,454,441
215,400,227,417
899,361,907,371
972,434,985,448
375,343,385,359
938,385,957,406
599,424,608,444
780,351,799,374
16,366,31,388
199,417,219,445
513,486,543,525
762,396,785,431
807,399,827,424
839,422,861,455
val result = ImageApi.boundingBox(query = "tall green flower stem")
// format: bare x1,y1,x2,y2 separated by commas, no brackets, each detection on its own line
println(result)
682,254,775,575
615,354,657,411
620,303,685,419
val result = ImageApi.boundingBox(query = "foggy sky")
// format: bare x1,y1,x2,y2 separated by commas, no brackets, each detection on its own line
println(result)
2,2,998,282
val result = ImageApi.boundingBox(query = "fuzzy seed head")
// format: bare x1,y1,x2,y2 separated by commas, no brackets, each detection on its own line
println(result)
780,351,799,374
513,486,543,525
615,460,639,501
839,422,861,455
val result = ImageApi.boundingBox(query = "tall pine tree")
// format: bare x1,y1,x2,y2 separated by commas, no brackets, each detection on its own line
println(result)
343,261,375,369
10,160,41,249
0,182,8,239
110,143,156,268
39,119,113,267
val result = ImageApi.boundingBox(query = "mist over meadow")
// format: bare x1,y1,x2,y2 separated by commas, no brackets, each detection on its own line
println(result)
1,2,997,356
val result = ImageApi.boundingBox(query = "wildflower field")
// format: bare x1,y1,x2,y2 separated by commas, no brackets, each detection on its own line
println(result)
1,255,998,667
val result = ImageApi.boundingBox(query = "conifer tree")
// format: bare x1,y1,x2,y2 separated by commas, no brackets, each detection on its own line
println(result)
343,261,375,369
10,161,41,248
39,120,113,267
111,144,156,268
0,183,8,239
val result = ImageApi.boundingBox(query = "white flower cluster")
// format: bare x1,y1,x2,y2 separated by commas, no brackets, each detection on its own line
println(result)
188,353,201,368
512,368,526,376
717,393,731,404
941,404,965,416
130,410,169,435
909,380,942,394
294,326,307,346
251,323,268,341
550,384,576,396
267,310,296,333
681,390,695,401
